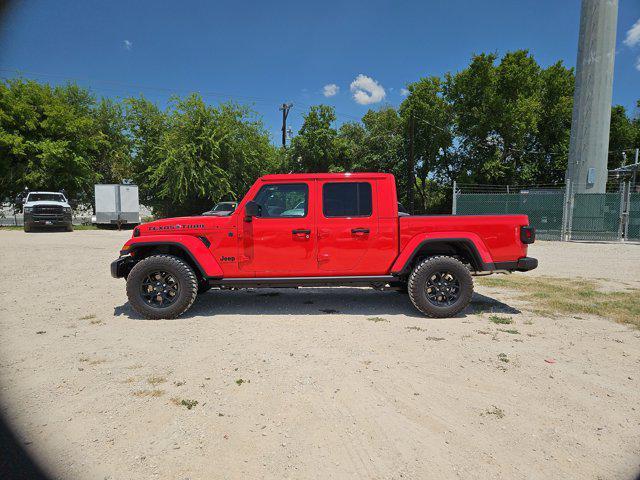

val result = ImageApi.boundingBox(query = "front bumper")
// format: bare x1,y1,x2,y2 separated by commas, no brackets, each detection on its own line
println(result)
24,213,72,227
111,256,137,278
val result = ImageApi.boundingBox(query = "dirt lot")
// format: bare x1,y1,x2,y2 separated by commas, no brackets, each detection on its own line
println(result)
0,230,639,480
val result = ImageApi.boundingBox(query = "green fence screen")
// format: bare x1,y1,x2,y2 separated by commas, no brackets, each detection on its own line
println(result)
456,191,564,240
628,193,640,241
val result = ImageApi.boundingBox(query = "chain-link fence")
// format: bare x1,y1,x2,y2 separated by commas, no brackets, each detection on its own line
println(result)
454,178,640,242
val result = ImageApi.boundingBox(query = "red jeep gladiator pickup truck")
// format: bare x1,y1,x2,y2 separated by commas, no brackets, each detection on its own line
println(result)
111,173,537,319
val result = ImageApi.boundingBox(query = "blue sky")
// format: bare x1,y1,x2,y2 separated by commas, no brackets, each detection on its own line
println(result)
0,0,639,142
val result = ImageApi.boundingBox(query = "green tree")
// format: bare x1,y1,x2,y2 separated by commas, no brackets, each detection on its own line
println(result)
400,76,454,211
93,98,132,184
532,61,574,184
125,94,278,217
608,105,637,169
445,50,545,185
0,78,104,203
289,105,339,172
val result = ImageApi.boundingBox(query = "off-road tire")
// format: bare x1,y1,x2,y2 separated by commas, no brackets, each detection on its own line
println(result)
23,224,32,233
408,256,473,318
126,254,198,319
66,224,74,232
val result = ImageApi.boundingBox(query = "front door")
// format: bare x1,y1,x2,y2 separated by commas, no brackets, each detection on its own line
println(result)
316,180,377,274
241,182,316,276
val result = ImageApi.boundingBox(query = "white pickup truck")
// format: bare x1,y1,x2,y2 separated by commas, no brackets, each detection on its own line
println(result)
22,191,73,232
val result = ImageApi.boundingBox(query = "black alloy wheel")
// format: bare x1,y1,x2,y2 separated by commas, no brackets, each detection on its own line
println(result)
140,270,180,308
425,271,461,307
408,256,473,318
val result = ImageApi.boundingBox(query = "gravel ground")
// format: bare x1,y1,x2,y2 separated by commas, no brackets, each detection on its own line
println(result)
0,231,638,480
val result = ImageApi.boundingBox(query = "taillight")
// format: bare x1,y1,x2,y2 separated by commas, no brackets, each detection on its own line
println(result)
520,226,535,244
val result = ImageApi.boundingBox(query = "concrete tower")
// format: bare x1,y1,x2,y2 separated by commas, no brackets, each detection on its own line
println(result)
566,0,618,193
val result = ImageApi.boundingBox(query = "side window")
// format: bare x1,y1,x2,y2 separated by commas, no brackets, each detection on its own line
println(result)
323,182,372,217
253,183,308,218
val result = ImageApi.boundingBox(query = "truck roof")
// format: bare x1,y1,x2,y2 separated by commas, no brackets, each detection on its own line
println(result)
260,172,394,181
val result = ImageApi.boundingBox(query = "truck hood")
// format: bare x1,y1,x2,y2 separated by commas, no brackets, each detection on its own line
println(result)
137,215,231,235
24,200,71,208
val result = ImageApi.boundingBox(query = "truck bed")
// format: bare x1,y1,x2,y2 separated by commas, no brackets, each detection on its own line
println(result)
399,214,529,263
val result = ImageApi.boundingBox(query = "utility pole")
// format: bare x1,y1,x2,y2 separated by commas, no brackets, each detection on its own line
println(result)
279,103,293,147
407,111,415,214
566,0,618,194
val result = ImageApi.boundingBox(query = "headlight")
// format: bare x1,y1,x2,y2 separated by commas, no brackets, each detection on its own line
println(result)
64,207,72,213
24,207,32,213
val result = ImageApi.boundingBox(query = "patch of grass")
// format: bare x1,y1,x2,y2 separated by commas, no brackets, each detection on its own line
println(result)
367,317,389,323
497,328,520,335
476,330,492,335
36,330,46,334
405,326,426,332
477,275,640,328
523,319,534,325
482,405,505,419
235,378,249,385
171,397,198,409
489,315,513,325
147,376,166,386
497,353,509,363
425,336,445,341
79,314,96,321
133,389,164,397
173,380,185,387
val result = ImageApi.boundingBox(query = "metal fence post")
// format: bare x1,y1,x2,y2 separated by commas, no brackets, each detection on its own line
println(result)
452,181,457,215
619,180,631,241
561,180,572,241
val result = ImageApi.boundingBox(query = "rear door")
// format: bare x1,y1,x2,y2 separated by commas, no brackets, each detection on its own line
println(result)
316,180,378,274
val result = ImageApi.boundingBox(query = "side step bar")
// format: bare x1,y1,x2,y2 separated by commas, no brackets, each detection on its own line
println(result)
209,275,395,289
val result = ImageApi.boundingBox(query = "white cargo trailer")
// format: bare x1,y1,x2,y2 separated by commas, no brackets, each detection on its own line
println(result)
94,184,140,226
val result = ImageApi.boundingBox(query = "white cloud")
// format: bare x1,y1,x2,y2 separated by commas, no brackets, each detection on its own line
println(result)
123,40,133,50
400,88,409,96
322,83,339,97
623,18,640,48
636,56,640,72
349,74,386,105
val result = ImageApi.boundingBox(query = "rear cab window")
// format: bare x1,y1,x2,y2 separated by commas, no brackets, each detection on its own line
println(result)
322,182,372,217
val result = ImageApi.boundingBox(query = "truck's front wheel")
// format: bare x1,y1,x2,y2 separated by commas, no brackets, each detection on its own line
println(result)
126,254,198,319
408,256,473,318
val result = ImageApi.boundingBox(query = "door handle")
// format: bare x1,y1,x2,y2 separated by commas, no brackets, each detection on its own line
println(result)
351,228,370,234
292,229,311,235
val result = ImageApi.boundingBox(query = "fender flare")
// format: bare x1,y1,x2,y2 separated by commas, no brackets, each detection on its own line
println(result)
122,235,223,278
391,233,494,275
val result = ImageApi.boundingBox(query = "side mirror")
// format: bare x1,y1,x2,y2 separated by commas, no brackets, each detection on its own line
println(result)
244,201,261,221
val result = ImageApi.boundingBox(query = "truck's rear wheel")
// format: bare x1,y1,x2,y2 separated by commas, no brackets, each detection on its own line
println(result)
126,254,198,319
408,256,473,318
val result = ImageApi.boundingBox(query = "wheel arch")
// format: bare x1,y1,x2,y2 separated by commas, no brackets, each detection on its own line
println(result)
391,236,493,276
124,236,223,280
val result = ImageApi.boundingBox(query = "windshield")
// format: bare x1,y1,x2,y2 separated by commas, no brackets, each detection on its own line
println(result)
27,193,65,202
213,203,235,211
